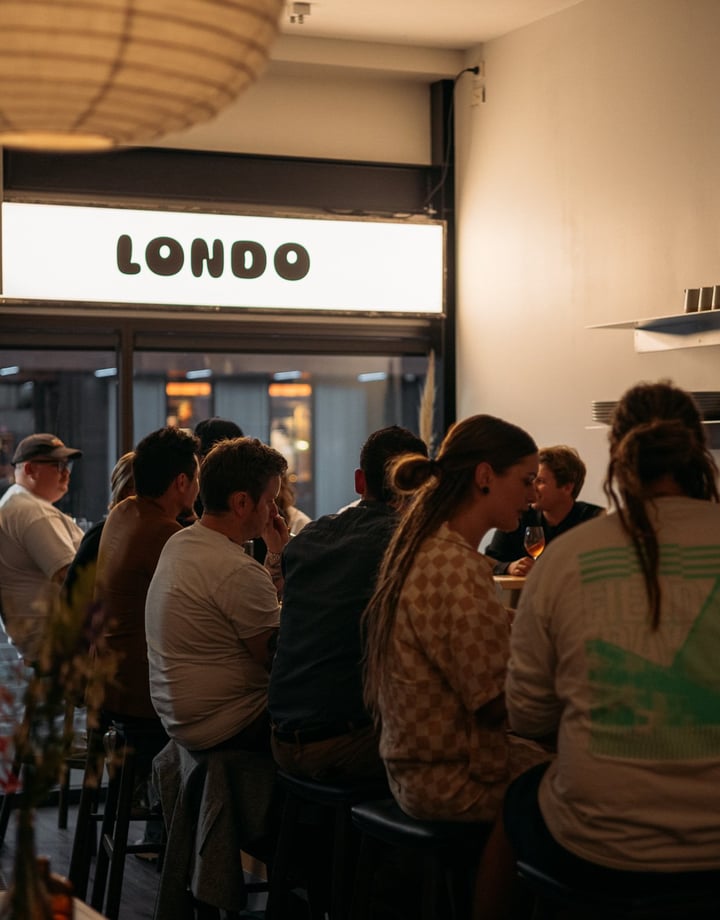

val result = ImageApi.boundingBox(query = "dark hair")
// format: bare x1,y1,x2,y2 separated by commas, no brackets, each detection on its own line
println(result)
133,427,199,498
539,445,586,499
364,414,536,716
360,425,428,503
604,380,719,629
194,417,244,458
200,437,288,513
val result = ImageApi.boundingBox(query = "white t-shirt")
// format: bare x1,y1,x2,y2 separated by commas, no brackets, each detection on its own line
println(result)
146,522,281,749
507,497,720,871
0,483,83,657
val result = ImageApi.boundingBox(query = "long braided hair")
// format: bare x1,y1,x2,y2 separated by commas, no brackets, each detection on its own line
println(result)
604,381,719,630
363,414,537,720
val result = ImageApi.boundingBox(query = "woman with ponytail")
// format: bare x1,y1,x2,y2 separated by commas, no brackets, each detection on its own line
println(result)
500,381,720,910
363,414,549,825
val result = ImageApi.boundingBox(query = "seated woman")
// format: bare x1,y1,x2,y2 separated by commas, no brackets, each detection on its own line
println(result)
497,381,720,916
363,414,550,824
63,451,135,605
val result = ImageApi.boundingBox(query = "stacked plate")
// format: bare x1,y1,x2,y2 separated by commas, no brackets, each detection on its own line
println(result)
592,392,720,424
692,391,720,421
591,401,616,424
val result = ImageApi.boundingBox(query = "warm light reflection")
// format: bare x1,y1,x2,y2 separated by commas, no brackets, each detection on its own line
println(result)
166,382,212,397
268,383,312,398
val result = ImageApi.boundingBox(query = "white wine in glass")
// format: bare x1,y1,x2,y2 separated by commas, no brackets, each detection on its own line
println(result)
523,526,545,560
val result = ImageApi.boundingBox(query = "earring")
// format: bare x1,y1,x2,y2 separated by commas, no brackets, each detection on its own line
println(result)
481,486,490,495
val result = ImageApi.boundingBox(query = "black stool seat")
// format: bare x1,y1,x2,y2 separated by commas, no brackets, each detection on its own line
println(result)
265,770,389,920
352,797,485,849
518,860,720,919
350,797,490,920
276,770,389,805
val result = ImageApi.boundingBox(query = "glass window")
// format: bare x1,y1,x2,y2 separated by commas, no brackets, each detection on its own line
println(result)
0,348,118,525
0,346,436,523
133,351,433,517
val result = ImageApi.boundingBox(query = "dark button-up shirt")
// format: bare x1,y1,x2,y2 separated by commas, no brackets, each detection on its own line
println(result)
485,501,604,575
268,500,397,733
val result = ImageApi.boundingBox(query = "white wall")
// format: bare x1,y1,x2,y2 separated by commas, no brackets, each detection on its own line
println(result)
455,0,720,504
157,37,464,164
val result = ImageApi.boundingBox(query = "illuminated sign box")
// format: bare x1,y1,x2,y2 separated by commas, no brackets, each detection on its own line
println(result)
1,203,444,315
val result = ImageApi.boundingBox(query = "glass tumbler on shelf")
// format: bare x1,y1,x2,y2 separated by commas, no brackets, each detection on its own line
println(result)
523,526,545,560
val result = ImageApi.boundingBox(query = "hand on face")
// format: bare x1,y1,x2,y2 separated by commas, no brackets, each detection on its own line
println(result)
262,505,289,554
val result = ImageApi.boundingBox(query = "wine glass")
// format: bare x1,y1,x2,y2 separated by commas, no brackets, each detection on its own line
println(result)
523,526,545,560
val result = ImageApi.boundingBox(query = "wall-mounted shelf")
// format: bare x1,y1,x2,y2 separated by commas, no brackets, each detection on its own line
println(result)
590,310,720,353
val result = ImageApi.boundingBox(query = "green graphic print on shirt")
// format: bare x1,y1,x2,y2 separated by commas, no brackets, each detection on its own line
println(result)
579,544,720,760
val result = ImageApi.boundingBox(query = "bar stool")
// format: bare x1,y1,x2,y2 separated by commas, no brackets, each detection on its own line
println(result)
517,861,720,920
350,797,490,920
67,722,165,920
264,770,389,920
67,727,108,900
152,739,276,920
58,702,88,830
91,722,165,920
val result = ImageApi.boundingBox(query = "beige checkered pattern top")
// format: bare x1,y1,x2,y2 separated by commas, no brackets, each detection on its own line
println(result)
379,522,547,822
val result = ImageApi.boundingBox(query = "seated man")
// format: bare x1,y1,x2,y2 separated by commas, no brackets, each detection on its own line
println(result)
146,437,288,752
268,425,427,781
485,444,603,576
0,433,83,659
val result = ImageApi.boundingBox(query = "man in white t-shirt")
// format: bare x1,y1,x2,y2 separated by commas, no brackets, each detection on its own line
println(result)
0,433,83,659
146,436,289,752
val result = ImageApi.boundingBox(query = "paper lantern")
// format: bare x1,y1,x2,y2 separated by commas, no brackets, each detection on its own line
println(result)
0,0,284,151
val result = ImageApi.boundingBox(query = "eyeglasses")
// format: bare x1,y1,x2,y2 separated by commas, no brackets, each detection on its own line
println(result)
31,459,74,473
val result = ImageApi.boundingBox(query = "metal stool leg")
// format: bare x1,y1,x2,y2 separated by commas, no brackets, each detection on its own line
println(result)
265,790,302,920
102,746,137,920
68,729,105,900
90,749,122,912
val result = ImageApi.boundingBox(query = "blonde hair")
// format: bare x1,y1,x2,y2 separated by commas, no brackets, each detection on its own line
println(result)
109,452,135,508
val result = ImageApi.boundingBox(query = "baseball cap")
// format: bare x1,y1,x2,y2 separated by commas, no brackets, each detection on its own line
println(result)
12,433,83,465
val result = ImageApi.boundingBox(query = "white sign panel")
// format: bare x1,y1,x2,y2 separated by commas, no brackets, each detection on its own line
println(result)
1,203,444,314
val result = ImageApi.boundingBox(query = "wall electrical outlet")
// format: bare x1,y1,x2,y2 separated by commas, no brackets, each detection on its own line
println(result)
470,61,486,107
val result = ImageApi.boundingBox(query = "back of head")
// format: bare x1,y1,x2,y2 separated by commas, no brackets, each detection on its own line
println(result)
606,380,718,503
194,417,244,458
133,427,200,498
359,425,428,503
109,451,136,508
200,437,288,513
539,445,586,499
391,413,537,502
605,380,719,631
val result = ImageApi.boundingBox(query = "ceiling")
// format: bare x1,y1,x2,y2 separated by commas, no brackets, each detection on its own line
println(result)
277,0,583,51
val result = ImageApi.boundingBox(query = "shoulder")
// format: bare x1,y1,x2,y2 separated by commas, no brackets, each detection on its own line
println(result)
573,501,605,521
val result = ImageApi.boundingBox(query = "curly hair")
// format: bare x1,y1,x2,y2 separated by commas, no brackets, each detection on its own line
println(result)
604,380,719,629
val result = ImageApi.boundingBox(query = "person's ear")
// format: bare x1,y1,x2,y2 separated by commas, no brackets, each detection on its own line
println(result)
229,491,250,516
354,469,366,497
474,461,493,492
176,471,192,495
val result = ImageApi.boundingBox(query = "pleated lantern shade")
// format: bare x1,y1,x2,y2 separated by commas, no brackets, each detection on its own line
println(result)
0,0,285,151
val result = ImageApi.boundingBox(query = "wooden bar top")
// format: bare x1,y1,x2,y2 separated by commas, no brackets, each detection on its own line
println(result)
492,575,526,591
